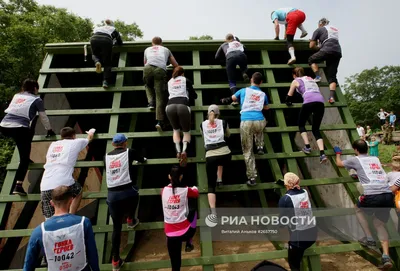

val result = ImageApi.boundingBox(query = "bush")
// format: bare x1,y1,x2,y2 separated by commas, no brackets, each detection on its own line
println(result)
0,137,15,187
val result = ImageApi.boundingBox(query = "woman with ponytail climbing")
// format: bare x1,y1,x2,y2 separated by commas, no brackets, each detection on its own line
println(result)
161,165,198,271
285,67,327,163
200,105,231,218
166,66,198,167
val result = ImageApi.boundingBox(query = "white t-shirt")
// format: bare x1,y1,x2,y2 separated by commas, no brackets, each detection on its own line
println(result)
357,127,365,137
378,111,388,120
41,139,89,191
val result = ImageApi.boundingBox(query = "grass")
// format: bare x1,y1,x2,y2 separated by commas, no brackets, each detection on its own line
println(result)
378,143,397,164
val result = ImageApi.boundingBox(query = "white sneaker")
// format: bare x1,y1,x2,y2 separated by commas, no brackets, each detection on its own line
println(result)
287,58,296,65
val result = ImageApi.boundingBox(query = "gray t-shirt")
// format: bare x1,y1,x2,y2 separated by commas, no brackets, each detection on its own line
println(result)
311,25,341,53
144,45,172,70
343,155,391,195
387,171,400,187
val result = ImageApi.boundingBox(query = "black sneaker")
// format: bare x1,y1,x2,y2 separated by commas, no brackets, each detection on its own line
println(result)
13,184,27,196
148,102,155,110
257,147,264,155
185,243,194,252
246,178,257,187
359,237,376,249
216,180,223,188
381,255,393,270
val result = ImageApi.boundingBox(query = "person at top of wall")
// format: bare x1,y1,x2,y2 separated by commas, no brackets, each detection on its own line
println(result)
365,125,372,141
166,66,198,167
215,34,249,105
144,36,179,132
308,18,342,104
377,109,389,130
200,105,231,217
0,79,55,196
271,7,308,65
334,140,393,269
105,133,147,271
161,165,198,271
221,72,269,186
357,124,365,140
90,19,123,88
389,111,396,130
285,67,327,163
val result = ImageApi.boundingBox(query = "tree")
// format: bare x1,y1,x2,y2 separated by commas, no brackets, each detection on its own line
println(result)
189,35,213,40
98,20,143,41
344,66,400,126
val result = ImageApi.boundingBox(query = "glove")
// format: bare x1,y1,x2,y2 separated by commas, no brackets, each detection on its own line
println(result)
221,97,233,105
333,146,342,154
285,95,293,106
46,129,56,138
86,128,96,135
274,36,279,40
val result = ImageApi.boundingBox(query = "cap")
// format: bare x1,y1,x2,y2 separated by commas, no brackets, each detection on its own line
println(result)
112,133,127,144
208,104,220,115
283,172,300,187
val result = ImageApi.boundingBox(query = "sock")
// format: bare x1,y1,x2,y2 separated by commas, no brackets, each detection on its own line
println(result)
211,208,217,215
320,150,325,155
217,178,222,183
182,141,188,153
330,90,335,98
175,142,181,153
305,144,311,149
314,70,320,77
288,48,295,59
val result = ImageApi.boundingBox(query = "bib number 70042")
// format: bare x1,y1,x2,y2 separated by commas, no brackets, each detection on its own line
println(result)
54,252,75,262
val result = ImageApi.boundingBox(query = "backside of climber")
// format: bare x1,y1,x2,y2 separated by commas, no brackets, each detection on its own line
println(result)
308,18,342,104
271,7,308,64
166,66,197,167
90,19,123,88
215,34,249,105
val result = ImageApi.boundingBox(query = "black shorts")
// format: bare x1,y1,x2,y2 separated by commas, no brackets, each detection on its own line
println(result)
380,119,386,125
308,50,342,85
166,104,191,132
206,153,231,193
357,193,394,223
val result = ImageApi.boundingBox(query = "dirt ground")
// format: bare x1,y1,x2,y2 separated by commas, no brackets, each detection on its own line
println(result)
130,230,379,271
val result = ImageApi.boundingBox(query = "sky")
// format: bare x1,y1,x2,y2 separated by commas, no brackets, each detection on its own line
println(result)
36,0,400,85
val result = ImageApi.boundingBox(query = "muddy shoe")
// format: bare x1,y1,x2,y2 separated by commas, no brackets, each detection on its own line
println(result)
381,255,393,270
185,243,194,252
359,237,376,249
180,152,188,167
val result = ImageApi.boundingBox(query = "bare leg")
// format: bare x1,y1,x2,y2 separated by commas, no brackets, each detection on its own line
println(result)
208,193,217,215
355,207,373,237
374,218,389,255
311,63,319,73
301,132,310,146
316,139,324,151
217,166,223,180
69,192,82,214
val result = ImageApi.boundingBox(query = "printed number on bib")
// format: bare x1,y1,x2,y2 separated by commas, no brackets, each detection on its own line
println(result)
54,252,75,262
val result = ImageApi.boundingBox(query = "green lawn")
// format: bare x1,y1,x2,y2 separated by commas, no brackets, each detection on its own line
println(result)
378,143,397,164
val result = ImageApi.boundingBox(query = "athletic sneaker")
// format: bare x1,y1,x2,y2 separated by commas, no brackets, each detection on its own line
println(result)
314,76,321,83
242,73,250,82
95,62,102,73
287,58,296,65
381,255,393,270
328,97,335,104
13,184,27,196
112,258,124,271
102,80,109,88
148,102,155,110
359,236,377,249
246,178,257,187
257,146,264,155
127,218,139,229
300,32,308,38
231,101,239,106
320,154,328,163
180,152,188,167
155,121,164,132
302,146,312,154
185,243,194,252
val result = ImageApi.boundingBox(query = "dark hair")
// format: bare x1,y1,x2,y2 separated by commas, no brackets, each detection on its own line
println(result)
152,36,162,45
292,67,305,77
21,79,39,94
252,72,263,85
172,66,184,79
52,186,73,206
225,33,234,41
352,139,368,154
60,127,76,139
170,165,182,194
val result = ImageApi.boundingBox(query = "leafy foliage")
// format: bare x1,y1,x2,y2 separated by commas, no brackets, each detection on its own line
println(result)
189,35,213,40
98,20,143,41
344,66,400,127
0,137,15,184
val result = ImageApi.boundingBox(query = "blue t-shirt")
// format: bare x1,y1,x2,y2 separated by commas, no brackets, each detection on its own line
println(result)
234,86,268,121
390,114,396,123
271,8,297,23
23,214,99,271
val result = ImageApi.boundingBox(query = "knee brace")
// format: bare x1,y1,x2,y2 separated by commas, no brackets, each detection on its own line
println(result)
286,35,294,48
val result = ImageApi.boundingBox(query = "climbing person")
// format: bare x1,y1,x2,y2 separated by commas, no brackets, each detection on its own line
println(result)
105,133,147,270
308,18,342,104
377,109,389,130
162,165,198,271
271,7,308,65
285,67,327,163
215,34,249,104
0,79,55,196
356,124,365,140
383,120,393,145
144,36,179,132
221,72,269,185
334,140,393,269
368,136,379,157
90,19,123,88
365,126,372,141
279,172,317,271
390,111,396,130
200,105,231,217
23,186,99,271
40,127,95,219
166,66,198,167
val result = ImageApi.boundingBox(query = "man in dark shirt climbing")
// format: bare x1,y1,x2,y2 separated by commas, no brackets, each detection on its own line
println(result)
90,19,123,88
309,18,342,104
